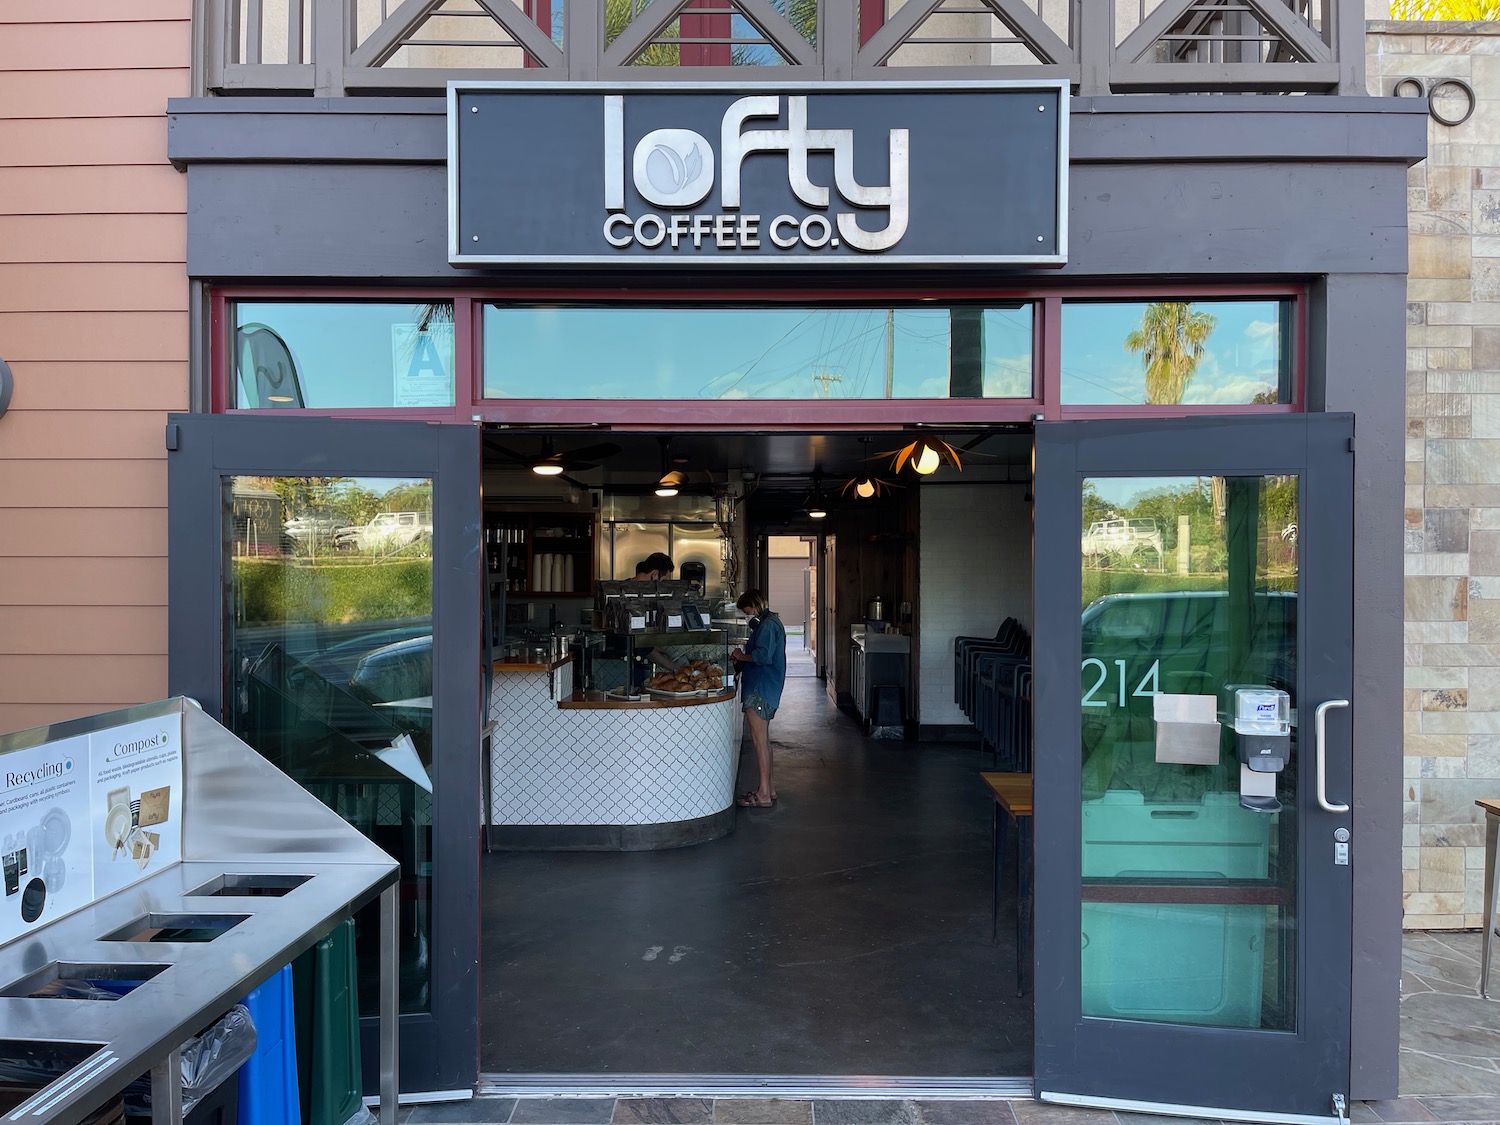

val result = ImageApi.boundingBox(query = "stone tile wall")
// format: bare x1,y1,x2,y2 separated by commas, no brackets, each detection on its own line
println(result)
1369,22,1500,928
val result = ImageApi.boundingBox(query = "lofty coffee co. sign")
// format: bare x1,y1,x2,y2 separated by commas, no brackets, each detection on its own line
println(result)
448,82,1067,266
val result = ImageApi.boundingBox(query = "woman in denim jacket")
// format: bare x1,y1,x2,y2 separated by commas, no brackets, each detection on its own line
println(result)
730,589,786,808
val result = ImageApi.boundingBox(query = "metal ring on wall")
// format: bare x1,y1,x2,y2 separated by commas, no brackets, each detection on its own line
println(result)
1393,76,1425,101
1429,78,1477,127
1394,76,1477,127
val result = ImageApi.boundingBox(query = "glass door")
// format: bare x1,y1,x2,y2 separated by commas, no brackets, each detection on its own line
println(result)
166,414,482,1097
1033,415,1353,1119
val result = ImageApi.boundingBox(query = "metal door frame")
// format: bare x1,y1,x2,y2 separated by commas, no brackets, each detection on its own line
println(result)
1032,414,1355,1120
166,412,483,1097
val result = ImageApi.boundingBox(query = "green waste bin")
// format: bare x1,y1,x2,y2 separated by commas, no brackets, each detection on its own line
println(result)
293,919,363,1125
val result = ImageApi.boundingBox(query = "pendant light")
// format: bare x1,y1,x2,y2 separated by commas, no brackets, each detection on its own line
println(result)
843,437,900,499
807,471,828,519
880,436,963,477
654,437,682,496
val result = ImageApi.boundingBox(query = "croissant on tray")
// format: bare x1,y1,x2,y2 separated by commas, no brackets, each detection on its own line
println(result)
647,661,724,692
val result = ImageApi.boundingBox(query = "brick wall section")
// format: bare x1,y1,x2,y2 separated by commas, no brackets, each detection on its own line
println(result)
1369,21,1500,928
0,0,189,734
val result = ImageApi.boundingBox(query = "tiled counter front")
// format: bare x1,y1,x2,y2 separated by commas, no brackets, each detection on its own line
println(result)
487,664,739,849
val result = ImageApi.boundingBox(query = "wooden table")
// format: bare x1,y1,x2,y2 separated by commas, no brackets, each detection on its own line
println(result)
1479,799,1500,997
982,771,1033,996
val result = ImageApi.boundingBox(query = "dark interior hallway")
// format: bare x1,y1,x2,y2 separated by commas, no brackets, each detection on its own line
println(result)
479,678,1031,1077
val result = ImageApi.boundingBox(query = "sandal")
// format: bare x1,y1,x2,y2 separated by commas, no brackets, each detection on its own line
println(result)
736,791,775,808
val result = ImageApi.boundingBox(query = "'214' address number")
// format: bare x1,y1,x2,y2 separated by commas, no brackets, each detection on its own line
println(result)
1082,659,1161,708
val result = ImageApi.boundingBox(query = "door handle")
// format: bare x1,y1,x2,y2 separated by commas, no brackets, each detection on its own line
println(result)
1314,699,1350,814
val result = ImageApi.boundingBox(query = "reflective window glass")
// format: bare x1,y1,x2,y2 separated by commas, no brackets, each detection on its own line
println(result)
482,304,1033,400
1062,300,1294,406
232,302,456,409
226,475,436,1015
1079,474,1299,1031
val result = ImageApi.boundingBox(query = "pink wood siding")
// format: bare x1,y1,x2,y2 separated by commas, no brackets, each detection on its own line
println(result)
0,1,188,733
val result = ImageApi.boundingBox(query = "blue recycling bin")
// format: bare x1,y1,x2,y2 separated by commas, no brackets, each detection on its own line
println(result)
238,965,300,1125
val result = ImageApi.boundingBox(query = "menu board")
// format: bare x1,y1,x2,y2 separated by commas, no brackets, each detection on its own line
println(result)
0,712,183,945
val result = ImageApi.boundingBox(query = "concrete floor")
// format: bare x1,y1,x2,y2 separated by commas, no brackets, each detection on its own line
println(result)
479,676,1028,1076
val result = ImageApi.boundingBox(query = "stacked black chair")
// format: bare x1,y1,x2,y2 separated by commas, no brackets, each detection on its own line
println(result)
952,618,1026,715
953,621,1032,769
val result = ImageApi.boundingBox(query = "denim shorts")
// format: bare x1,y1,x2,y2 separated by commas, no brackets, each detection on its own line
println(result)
743,693,777,722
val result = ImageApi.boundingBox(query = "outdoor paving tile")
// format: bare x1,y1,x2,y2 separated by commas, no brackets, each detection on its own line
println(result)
511,1098,619,1124
1430,937,1485,966
811,1099,920,1125
613,1099,714,1124
1406,972,1442,998
1403,1051,1500,1099
713,1098,815,1124
1406,948,1488,993
1417,1096,1500,1120
913,1099,1017,1125
407,1099,518,1122
1008,1103,1116,1125
1404,1016,1500,1061
1366,1098,1440,1122
1409,970,1476,999
1405,992,1500,1036
1352,1104,1385,1123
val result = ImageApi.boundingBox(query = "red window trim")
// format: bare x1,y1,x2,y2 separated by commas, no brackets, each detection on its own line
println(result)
680,0,733,67
211,283,1308,428
859,0,884,47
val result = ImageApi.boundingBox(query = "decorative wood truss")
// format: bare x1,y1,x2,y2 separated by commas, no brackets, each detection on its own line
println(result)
207,0,1365,96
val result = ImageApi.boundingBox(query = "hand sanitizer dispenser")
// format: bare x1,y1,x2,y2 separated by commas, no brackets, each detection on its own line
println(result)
1231,686,1290,814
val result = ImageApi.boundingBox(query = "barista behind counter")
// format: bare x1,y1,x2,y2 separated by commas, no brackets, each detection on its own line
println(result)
633,552,674,582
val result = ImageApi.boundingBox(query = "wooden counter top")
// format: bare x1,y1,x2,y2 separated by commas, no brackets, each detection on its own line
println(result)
491,655,573,673
558,688,736,710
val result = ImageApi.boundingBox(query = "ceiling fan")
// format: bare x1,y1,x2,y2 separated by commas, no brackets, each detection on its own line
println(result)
486,436,622,479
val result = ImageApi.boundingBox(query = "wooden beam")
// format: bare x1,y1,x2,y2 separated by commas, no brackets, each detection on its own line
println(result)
856,0,944,68
474,0,566,68
348,0,441,69
986,0,1075,66
1240,0,1332,63
1114,0,1198,66
601,0,691,68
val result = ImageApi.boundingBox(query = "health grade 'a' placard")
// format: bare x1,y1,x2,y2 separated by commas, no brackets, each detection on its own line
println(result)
89,714,184,899
0,735,90,942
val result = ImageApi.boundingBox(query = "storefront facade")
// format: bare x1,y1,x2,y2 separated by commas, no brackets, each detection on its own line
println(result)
7,0,1409,1117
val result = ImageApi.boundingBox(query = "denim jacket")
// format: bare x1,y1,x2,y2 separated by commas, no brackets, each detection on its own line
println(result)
739,610,787,712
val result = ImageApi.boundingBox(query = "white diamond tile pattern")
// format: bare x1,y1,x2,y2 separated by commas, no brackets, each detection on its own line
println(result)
488,668,735,826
